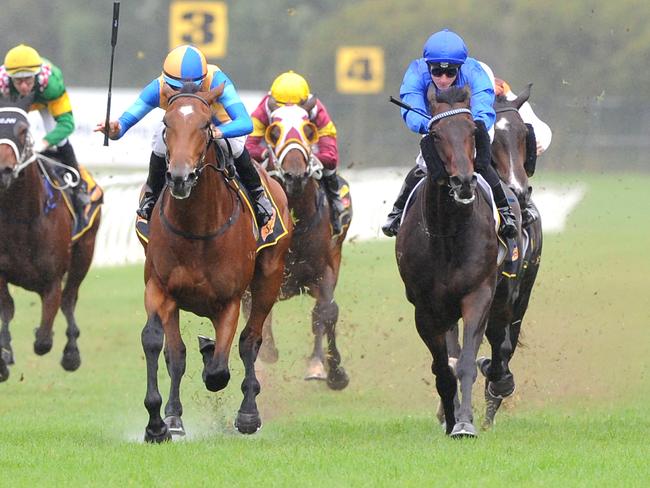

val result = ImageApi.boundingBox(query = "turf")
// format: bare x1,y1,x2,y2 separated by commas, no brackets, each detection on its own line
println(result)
0,173,648,486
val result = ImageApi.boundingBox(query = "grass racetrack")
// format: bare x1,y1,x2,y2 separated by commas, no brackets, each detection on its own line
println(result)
1,173,649,486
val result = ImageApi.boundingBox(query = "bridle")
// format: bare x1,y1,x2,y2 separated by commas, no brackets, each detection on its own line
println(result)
164,92,232,180
0,107,38,177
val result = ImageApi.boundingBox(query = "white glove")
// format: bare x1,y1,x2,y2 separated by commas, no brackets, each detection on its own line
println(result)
33,139,50,154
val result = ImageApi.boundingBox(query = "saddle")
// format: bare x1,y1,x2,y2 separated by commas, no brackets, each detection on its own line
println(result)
40,162,103,240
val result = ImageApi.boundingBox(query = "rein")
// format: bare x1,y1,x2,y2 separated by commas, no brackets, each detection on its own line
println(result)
158,173,241,241
495,106,520,114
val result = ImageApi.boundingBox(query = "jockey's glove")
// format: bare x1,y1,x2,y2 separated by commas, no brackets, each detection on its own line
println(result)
33,139,50,154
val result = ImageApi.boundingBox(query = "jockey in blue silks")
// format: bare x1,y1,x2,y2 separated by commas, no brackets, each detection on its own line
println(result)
382,29,517,239
96,44,273,227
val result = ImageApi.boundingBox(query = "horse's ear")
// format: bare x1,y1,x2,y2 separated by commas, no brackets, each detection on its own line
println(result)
14,120,30,146
160,83,176,105
205,82,225,106
513,83,532,109
426,83,437,111
267,96,280,113
300,96,317,113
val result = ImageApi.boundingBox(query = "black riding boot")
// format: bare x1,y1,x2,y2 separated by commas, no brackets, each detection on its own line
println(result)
57,141,90,226
381,166,425,237
322,171,344,235
480,166,517,239
234,148,273,227
137,152,167,220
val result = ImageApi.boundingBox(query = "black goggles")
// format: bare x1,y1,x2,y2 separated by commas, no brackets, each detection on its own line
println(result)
429,66,459,78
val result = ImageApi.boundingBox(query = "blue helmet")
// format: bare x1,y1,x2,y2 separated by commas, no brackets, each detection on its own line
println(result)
422,29,468,66
162,45,207,88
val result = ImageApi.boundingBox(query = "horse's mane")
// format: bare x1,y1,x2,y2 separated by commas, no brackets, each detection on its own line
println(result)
436,86,470,105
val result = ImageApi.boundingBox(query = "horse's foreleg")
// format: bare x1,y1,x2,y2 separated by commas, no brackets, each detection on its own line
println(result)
235,261,283,434
142,280,173,443
34,282,62,356
201,300,239,393
0,277,15,373
453,285,495,438
243,290,278,363
414,306,456,435
162,308,186,436
59,236,95,372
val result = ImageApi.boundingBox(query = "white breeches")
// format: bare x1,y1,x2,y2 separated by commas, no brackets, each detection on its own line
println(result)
151,120,246,158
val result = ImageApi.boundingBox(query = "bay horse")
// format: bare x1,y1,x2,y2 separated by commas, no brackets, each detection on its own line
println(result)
251,102,350,389
140,83,291,442
475,85,543,427
0,95,100,381
396,86,504,438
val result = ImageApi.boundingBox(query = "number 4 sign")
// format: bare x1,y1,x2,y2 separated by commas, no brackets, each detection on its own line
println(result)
336,46,385,94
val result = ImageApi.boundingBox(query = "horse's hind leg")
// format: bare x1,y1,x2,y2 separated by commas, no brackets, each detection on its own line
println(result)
59,237,95,371
162,308,186,436
34,282,62,356
0,277,16,370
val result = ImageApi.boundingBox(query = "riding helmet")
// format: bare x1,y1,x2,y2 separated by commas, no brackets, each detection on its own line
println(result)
270,71,310,105
162,45,207,88
422,29,468,66
4,44,42,77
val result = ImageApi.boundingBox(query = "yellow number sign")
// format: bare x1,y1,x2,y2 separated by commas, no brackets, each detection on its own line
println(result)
336,46,385,94
169,1,228,58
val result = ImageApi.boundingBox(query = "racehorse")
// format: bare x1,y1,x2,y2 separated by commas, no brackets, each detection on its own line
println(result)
252,101,350,389
396,86,504,437
0,95,101,381
139,83,291,442
476,85,544,427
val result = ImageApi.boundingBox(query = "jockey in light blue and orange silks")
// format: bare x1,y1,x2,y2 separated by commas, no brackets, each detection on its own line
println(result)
96,44,274,227
246,71,344,233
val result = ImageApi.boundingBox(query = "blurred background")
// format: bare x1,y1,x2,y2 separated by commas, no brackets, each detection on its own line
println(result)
2,0,649,172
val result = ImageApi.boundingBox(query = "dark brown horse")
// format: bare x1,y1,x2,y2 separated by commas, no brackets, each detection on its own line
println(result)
139,83,291,442
396,86,504,438
475,85,543,427
251,102,350,389
0,96,100,381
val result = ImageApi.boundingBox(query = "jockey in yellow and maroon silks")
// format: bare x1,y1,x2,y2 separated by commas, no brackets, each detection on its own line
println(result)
246,71,344,233
96,44,273,227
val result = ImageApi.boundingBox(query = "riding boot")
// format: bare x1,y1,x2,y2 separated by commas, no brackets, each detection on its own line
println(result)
57,141,90,227
137,152,167,220
234,148,273,227
381,166,425,237
521,199,539,227
321,170,344,235
490,180,518,239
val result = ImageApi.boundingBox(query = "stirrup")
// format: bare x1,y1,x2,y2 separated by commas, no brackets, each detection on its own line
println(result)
137,194,158,221
498,207,517,239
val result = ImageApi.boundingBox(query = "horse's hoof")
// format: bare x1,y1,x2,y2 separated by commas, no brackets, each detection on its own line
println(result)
33,338,53,356
1,347,14,365
476,356,491,377
61,350,81,372
258,344,279,364
450,421,478,438
0,361,9,383
483,380,504,429
304,358,327,381
326,366,349,391
235,411,261,435
164,416,186,437
144,425,172,443
487,373,515,399
203,368,230,392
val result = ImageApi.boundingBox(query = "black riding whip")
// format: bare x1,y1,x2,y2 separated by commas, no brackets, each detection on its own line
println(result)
389,96,432,121
103,1,120,146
